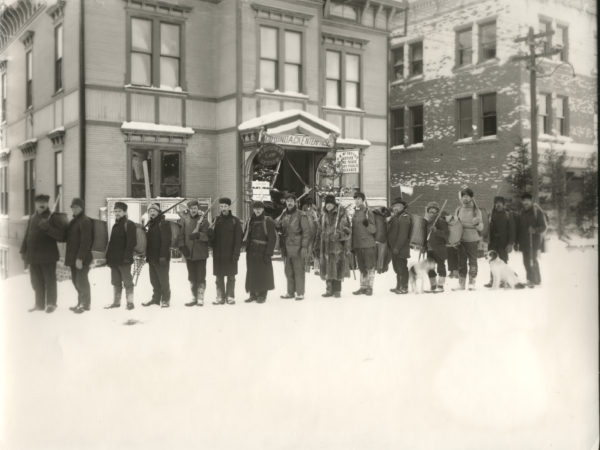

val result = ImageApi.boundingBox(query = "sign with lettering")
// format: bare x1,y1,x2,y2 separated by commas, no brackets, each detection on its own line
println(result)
260,132,335,149
336,150,359,174
252,180,271,201
256,144,284,166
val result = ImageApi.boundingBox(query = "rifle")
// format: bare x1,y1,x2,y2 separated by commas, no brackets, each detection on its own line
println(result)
192,197,219,233
143,198,187,231
425,199,448,242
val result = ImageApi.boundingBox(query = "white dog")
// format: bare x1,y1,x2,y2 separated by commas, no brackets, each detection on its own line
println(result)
408,258,437,294
486,250,525,289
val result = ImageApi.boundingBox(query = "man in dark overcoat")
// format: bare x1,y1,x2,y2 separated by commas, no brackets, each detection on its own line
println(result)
143,203,172,308
65,197,93,313
105,202,136,310
424,201,449,292
387,198,412,294
515,193,547,287
485,196,516,287
244,201,277,303
210,197,243,305
351,191,377,296
20,194,61,313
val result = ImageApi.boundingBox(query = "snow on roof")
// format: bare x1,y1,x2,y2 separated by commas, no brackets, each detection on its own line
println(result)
336,137,371,148
121,122,194,135
238,109,341,135
0,148,10,155
47,126,65,135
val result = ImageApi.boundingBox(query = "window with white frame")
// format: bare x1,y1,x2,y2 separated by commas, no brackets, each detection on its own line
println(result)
259,26,303,93
329,3,359,22
539,18,553,55
25,50,32,108
537,93,551,134
345,54,360,108
456,28,472,66
131,148,182,198
554,24,568,62
409,41,423,76
391,46,404,80
480,93,497,136
55,24,63,92
479,21,496,61
24,159,35,215
325,50,360,108
391,108,404,146
284,31,302,92
326,50,341,106
55,151,63,211
410,105,424,144
555,96,568,136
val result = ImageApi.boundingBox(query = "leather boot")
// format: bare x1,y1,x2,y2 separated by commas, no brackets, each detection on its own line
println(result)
197,284,205,306
435,277,446,292
185,284,198,307
125,288,135,310
453,276,466,291
105,286,122,309
428,277,437,292
468,277,477,290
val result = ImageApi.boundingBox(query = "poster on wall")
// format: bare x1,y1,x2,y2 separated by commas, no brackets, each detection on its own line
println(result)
251,181,271,201
336,150,359,174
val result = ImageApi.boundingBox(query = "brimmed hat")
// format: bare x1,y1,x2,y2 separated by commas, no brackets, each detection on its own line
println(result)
219,197,232,206
71,198,85,209
147,203,161,213
521,192,533,200
34,194,50,202
113,201,128,212
283,193,296,201
324,195,336,206
426,201,440,212
252,201,265,209
460,187,474,198
493,196,505,204
187,199,199,208
392,197,407,207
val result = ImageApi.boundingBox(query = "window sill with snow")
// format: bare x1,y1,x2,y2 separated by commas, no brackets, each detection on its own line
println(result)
124,84,188,97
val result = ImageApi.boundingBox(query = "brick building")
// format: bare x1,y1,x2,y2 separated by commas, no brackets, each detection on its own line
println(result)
0,0,407,278
388,0,597,212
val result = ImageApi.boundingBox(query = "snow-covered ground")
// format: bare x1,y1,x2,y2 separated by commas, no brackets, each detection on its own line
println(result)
1,239,598,450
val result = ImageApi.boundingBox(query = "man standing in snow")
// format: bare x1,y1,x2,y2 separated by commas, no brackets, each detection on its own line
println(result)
142,203,172,308
515,193,547,287
424,202,449,292
210,198,243,305
105,202,136,310
351,192,378,296
318,194,352,298
20,194,61,313
454,188,484,290
277,193,311,301
387,198,412,294
244,201,277,303
485,196,516,287
178,200,210,307
65,198,94,313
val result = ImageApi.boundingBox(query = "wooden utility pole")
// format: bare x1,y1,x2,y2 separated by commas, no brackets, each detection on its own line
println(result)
512,26,561,201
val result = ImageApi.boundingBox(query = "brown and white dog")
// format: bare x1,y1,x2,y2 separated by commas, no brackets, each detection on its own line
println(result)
408,258,437,294
486,250,525,289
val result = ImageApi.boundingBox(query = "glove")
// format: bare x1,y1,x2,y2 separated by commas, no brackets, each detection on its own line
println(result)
263,254,271,263
75,259,83,270
159,257,168,266
506,244,513,254
362,219,369,227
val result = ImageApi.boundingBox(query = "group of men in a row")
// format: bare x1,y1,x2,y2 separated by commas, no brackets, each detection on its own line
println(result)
20,187,546,313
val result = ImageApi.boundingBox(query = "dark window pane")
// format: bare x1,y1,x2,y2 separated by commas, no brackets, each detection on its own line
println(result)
457,29,472,66
131,149,153,198
457,97,473,138
410,105,424,144
481,93,497,136
480,22,496,60
392,109,404,146
161,151,181,197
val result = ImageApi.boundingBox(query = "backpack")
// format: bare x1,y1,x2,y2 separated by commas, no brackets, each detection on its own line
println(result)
129,222,146,255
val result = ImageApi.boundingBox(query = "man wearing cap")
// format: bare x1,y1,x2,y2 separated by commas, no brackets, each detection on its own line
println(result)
178,199,210,306
351,191,377,296
244,201,277,303
210,197,243,305
142,203,173,308
485,196,516,288
20,194,61,313
424,201,449,292
65,198,94,313
515,192,547,287
105,202,137,310
387,198,412,294
276,193,311,301
301,197,320,274
454,187,484,290
318,194,351,298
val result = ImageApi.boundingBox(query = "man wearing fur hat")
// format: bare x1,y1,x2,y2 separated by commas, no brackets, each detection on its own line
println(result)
142,203,173,308
387,197,412,294
244,201,277,303
105,202,137,310
65,198,94,313
424,201,449,292
276,193,311,301
454,188,484,290
20,194,61,313
210,197,243,305
178,199,210,306
485,196,516,287
351,191,377,296
318,195,351,297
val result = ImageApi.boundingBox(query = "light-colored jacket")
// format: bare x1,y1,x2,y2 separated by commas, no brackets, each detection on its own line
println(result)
456,205,483,243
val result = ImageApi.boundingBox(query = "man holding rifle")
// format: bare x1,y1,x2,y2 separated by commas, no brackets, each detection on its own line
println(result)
142,203,173,308
351,192,377,296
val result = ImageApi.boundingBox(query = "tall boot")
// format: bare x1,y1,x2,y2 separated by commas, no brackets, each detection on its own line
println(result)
353,272,367,295
197,283,205,306
468,277,477,291
453,276,466,291
322,280,333,297
364,269,375,296
435,277,446,292
428,277,437,292
185,283,198,307
105,286,122,309
125,287,135,310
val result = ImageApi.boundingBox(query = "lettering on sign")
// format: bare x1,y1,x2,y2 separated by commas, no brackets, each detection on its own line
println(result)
252,180,271,201
256,144,285,166
260,132,335,149
336,150,359,174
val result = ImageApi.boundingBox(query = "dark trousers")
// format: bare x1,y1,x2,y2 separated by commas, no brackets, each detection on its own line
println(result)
70,265,91,308
447,246,459,272
522,248,541,285
30,263,57,308
250,290,268,299
110,264,134,290
458,241,479,279
149,261,171,302
326,279,342,293
489,244,508,263
186,259,207,291
216,275,236,299
427,251,447,278
391,254,408,290
284,255,305,296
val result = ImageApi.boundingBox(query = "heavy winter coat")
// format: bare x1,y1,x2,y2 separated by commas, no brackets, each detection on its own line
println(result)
178,212,210,260
20,210,60,265
318,206,351,281
387,211,412,258
489,209,516,251
515,205,547,251
145,216,172,263
65,213,94,267
105,216,136,267
210,212,243,276
456,205,484,243
245,213,277,292
425,214,449,258
351,205,377,249
277,207,311,258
